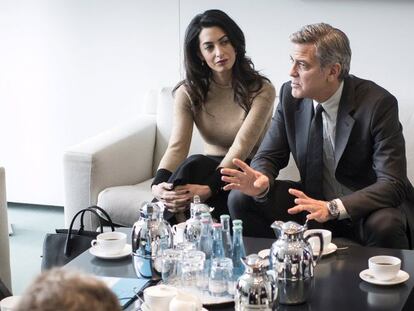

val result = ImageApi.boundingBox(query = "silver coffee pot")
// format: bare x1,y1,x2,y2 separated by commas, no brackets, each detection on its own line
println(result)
131,202,173,280
234,254,278,310
270,221,323,305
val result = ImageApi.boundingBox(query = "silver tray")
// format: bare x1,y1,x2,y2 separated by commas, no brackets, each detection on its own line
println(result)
180,287,234,306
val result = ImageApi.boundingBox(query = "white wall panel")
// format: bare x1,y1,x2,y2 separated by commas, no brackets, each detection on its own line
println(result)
0,0,413,206
0,0,180,205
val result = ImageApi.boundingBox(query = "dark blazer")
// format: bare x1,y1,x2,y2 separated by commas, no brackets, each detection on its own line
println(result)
252,75,414,227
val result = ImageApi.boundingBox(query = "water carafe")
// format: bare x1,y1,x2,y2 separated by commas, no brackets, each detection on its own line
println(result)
270,221,323,305
131,202,173,280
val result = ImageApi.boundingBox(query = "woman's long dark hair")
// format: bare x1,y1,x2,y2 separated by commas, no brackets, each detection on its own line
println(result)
173,9,269,114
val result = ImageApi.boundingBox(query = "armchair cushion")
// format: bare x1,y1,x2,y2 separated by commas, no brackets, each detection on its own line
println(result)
97,179,154,226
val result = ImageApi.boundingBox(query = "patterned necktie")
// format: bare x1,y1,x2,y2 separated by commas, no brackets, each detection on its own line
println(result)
305,104,324,199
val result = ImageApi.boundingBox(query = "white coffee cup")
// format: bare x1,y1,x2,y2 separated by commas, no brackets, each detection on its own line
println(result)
90,231,126,255
0,295,21,311
169,291,202,311
144,285,177,311
172,222,186,244
368,255,401,281
304,229,332,253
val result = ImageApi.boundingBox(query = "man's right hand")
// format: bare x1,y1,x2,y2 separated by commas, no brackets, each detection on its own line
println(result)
220,158,270,197
151,183,191,213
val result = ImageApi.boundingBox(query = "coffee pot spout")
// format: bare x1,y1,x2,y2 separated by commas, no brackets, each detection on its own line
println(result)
270,220,285,238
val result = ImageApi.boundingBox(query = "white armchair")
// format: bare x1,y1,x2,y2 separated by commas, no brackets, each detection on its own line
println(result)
0,167,12,292
63,88,206,229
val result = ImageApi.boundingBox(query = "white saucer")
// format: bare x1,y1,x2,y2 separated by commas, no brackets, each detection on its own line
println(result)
258,248,270,259
312,243,337,256
89,244,132,259
140,302,150,311
141,302,208,311
359,269,409,286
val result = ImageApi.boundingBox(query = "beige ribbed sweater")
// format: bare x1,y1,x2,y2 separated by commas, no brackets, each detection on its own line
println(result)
158,80,276,171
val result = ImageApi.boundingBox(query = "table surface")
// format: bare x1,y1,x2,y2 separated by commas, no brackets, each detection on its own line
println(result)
66,228,414,311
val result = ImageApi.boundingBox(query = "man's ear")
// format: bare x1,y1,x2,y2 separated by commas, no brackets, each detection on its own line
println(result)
328,63,341,82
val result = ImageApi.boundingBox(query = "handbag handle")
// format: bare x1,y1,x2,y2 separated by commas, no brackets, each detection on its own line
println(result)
64,207,114,256
79,205,115,233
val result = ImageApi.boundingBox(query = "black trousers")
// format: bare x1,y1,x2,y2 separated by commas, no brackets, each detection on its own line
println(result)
163,154,229,224
228,180,411,249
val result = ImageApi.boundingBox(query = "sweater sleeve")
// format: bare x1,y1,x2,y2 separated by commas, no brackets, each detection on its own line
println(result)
151,168,173,186
157,85,194,172
219,81,276,168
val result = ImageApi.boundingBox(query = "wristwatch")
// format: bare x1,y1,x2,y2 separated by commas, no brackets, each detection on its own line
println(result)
327,200,340,219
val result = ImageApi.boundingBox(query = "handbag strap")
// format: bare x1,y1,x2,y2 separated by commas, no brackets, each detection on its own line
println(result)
79,205,115,233
64,208,107,256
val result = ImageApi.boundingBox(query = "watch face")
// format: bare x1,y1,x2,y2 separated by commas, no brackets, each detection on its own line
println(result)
328,201,339,217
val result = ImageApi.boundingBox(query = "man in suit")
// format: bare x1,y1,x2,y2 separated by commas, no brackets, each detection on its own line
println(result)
221,23,414,249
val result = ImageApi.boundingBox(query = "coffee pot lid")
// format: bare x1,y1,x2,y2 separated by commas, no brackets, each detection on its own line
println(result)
276,221,305,235
140,202,162,218
242,254,268,272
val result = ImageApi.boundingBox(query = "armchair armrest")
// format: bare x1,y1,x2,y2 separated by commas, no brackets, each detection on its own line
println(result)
63,115,156,228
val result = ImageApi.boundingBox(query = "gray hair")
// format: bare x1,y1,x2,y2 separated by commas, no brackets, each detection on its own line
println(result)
290,23,351,80
15,268,121,311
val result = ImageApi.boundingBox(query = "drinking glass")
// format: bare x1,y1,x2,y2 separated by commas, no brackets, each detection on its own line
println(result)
181,250,205,288
161,249,182,286
174,241,197,252
209,257,233,296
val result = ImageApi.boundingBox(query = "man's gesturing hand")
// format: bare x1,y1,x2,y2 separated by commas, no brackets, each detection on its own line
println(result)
220,158,270,197
287,188,332,222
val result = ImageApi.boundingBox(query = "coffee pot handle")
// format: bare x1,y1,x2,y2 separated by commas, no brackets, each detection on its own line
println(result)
304,232,324,265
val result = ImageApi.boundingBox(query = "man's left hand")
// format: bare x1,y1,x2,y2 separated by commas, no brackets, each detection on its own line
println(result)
287,188,332,223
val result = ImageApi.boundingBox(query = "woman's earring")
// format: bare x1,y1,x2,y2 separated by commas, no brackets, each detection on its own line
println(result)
201,61,205,67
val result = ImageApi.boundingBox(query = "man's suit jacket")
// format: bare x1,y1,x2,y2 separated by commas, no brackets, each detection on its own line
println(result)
252,75,414,225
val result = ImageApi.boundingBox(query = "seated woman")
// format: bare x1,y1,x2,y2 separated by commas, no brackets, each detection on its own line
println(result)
151,9,275,223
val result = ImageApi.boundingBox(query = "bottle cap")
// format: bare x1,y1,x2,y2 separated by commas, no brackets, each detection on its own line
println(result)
232,219,242,226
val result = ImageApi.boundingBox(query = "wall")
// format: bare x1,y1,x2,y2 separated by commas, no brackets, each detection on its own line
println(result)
0,0,413,206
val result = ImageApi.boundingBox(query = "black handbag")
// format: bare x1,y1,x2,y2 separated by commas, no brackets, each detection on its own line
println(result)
0,278,12,300
41,205,115,271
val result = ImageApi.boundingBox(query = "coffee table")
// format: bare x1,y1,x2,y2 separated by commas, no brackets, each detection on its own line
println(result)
66,228,414,310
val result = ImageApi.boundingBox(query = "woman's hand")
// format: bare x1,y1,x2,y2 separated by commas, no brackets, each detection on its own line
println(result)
175,184,212,203
151,183,191,213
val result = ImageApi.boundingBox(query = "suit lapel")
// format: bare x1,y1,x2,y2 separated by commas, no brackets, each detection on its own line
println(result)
295,98,314,173
335,77,356,169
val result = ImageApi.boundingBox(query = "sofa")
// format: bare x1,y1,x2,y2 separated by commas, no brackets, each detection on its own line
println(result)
0,167,12,293
63,88,414,231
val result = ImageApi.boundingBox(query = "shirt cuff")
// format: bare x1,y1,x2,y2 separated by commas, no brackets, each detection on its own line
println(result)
254,185,270,202
335,198,350,220
152,169,172,187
